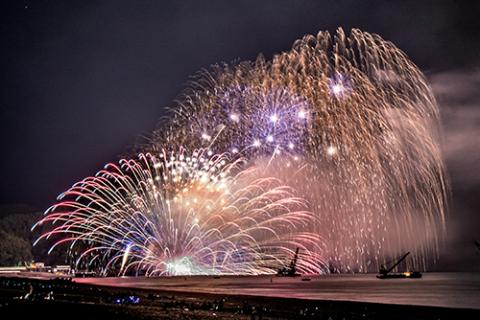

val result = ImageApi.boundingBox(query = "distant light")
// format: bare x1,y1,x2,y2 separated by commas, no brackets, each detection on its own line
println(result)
166,258,192,276
193,217,199,224
200,174,209,184
219,181,227,189
288,142,294,150
232,147,239,154
331,84,344,96
230,113,240,122
328,75,350,98
253,139,261,147
266,135,274,143
327,145,337,156
298,110,306,119
207,150,213,156
201,133,211,141
269,114,279,123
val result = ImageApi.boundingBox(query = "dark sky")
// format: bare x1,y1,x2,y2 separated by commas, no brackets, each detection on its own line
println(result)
1,1,480,268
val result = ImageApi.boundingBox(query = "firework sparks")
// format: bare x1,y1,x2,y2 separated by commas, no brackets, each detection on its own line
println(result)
33,149,325,276
148,28,448,272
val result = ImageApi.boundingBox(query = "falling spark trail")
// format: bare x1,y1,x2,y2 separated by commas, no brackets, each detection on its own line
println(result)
148,28,448,272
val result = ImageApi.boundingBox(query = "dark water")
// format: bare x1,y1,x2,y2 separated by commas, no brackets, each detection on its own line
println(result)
75,272,480,309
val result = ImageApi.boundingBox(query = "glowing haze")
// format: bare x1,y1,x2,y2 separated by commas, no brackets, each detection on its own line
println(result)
35,28,447,274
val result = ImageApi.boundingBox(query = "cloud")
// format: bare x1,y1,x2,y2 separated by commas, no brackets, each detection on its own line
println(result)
430,69,480,189
428,68,480,270
431,69,480,102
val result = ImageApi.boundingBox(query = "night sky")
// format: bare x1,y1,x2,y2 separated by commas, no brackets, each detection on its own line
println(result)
1,1,479,269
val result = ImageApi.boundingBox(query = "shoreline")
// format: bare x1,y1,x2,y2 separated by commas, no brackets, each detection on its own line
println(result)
1,275,480,319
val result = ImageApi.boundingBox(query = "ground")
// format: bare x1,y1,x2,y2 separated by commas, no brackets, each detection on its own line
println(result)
1,273,480,319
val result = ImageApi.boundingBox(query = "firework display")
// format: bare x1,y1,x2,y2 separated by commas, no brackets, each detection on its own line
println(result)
35,28,447,274
33,149,324,275
150,28,447,272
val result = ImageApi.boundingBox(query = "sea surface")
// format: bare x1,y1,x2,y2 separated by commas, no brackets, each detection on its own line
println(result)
74,272,480,309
